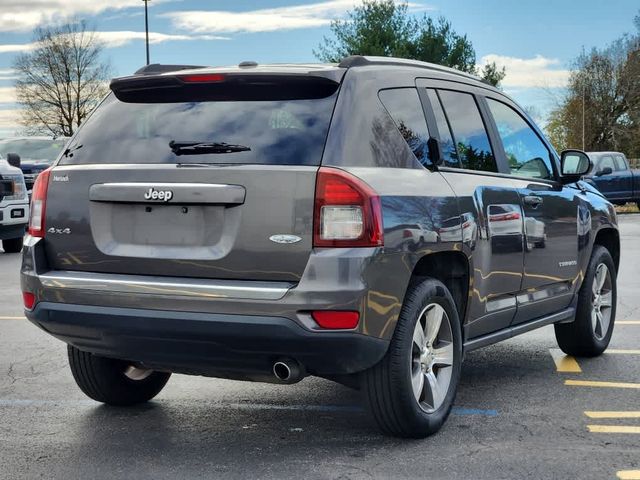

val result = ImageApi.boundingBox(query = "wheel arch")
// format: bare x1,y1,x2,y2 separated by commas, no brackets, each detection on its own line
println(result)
406,250,471,326
593,227,620,274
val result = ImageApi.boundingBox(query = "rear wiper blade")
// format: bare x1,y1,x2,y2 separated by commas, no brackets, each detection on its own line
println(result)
169,140,251,156
62,143,83,157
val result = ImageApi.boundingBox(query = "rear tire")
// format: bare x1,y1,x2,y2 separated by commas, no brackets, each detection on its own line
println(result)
362,278,462,438
68,345,171,406
554,245,616,357
2,237,23,253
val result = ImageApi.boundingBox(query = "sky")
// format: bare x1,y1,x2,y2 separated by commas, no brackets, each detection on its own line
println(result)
0,0,638,137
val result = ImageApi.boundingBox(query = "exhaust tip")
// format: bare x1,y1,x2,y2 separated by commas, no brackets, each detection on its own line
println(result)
272,358,305,384
273,361,292,381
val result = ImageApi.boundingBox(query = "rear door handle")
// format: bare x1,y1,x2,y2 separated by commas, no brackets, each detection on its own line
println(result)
523,195,543,206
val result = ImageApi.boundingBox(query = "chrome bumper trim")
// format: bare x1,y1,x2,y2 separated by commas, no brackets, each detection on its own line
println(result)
38,270,294,300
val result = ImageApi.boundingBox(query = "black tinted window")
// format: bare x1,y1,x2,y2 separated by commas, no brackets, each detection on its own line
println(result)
379,88,431,167
60,93,337,166
426,89,459,168
438,90,497,173
487,98,553,179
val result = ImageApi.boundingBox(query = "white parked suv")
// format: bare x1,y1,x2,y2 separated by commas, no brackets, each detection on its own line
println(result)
0,155,29,252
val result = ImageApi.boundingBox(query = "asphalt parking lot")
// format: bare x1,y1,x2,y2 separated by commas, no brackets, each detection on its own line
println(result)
1,217,639,480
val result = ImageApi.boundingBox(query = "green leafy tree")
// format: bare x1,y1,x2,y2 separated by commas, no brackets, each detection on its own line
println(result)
315,0,505,86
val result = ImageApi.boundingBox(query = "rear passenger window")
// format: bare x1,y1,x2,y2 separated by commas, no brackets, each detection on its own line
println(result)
426,89,460,168
437,90,497,173
378,88,431,167
486,98,553,180
615,155,627,171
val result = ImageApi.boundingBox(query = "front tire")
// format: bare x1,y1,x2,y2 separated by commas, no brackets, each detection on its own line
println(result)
2,237,23,253
68,346,171,406
362,278,462,438
555,245,616,357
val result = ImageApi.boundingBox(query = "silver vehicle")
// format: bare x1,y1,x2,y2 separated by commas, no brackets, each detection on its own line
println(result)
0,154,29,252
21,58,619,438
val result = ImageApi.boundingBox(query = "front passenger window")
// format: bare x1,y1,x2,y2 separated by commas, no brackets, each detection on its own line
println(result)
487,98,554,180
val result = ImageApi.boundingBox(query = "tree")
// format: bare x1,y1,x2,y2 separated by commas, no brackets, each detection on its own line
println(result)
314,0,505,86
546,14,640,156
13,21,111,137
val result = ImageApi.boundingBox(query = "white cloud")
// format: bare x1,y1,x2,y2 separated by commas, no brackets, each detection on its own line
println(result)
0,0,175,32
0,44,34,54
480,54,570,89
94,31,228,48
0,109,21,131
0,87,17,104
163,0,432,34
0,31,227,57
0,69,18,81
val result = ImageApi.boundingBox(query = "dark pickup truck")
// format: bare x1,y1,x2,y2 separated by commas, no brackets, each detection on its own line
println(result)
585,151,640,207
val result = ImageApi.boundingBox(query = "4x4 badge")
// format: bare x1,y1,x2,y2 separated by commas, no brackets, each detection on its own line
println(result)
269,234,302,244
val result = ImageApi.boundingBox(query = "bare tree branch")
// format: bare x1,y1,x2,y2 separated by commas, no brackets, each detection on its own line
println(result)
12,20,111,137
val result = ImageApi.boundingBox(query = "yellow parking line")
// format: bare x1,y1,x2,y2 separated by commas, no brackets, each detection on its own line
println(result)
566,379,640,389
588,425,640,434
549,348,582,372
618,471,640,480
607,349,640,355
0,316,24,320
585,411,640,419
618,321,640,325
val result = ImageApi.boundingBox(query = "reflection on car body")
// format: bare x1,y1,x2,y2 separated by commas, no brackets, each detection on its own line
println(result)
487,204,523,252
438,213,477,246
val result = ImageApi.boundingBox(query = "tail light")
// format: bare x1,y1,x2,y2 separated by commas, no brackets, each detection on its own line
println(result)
403,229,413,238
28,167,52,238
178,73,226,83
313,167,383,247
490,212,521,222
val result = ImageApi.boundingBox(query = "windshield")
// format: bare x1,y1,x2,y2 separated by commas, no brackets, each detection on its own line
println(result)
60,92,338,166
0,138,67,163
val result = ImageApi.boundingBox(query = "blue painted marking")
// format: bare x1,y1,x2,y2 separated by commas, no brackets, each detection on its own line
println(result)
451,407,499,416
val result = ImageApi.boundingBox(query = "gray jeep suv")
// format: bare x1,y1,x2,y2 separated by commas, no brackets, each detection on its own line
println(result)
21,56,619,438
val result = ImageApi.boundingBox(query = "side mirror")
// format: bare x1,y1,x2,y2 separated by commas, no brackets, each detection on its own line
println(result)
427,137,443,168
6,153,20,169
560,149,591,184
595,167,613,177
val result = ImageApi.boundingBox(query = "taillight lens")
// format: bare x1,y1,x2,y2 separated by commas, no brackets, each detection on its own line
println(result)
311,311,360,329
23,292,36,310
28,167,52,238
313,168,383,247
178,74,226,83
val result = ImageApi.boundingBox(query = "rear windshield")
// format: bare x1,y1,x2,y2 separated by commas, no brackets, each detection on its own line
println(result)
60,92,338,166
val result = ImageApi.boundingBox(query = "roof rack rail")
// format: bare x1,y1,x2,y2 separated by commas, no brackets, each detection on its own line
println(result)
338,55,484,83
134,63,208,75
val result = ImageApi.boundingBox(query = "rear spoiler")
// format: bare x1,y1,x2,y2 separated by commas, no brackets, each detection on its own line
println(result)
110,72,342,103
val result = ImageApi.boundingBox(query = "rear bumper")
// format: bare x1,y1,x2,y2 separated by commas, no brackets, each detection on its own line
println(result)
21,236,397,378
25,302,388,377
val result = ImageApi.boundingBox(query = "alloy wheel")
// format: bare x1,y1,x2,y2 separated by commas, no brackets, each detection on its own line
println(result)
591,263,613,341
410,303,454,413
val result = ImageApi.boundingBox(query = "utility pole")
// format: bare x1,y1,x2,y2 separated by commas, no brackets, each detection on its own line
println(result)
143,0,150,65
580,46,585,151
